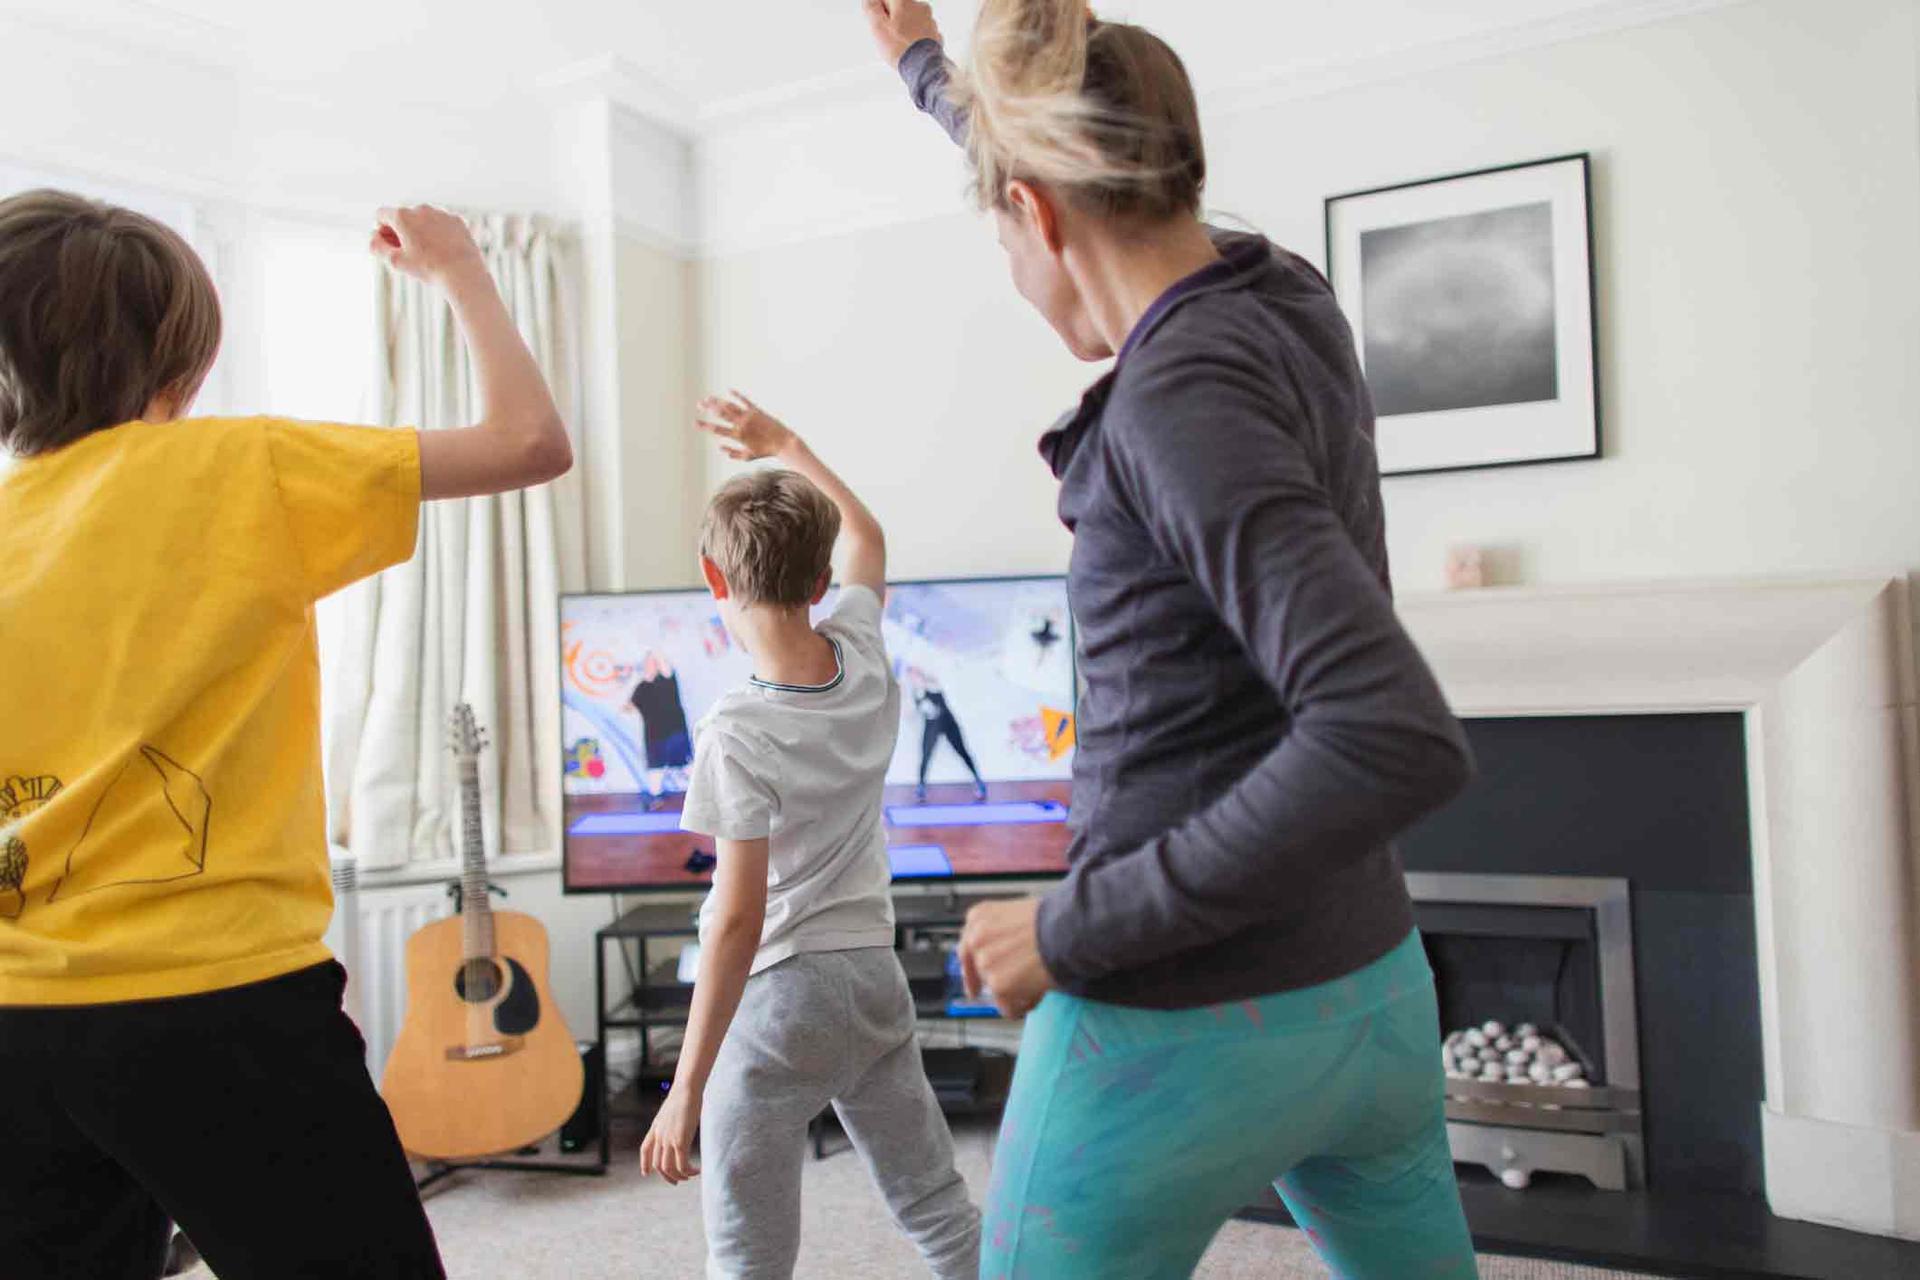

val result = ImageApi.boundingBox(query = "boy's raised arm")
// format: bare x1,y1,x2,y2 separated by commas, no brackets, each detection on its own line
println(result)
696,393,887,596
371,205,573,500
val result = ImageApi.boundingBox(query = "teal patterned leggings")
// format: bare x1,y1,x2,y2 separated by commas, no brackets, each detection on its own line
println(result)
983,931,1479,1279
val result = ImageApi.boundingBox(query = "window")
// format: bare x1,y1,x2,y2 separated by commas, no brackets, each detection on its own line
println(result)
234,218,380,792
244,218,376,421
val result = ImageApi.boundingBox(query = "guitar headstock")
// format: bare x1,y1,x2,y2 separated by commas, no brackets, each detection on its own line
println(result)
447,703,490,763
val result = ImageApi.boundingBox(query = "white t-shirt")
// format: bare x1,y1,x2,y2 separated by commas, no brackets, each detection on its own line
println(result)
681,586,901,975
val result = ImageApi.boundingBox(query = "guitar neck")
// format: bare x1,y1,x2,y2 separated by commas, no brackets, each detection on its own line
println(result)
458,759,493,961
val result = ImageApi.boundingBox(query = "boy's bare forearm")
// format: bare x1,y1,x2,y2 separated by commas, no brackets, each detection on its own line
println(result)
442,266,570,474
694,392,886,591
673,922,760,1096
373,205,572,500
776,436,887,592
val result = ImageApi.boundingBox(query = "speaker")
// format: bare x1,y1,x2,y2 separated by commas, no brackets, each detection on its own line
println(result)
559,1040,603,1154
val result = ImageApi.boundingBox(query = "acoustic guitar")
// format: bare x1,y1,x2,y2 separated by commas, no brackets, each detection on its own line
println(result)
382,704,583,1161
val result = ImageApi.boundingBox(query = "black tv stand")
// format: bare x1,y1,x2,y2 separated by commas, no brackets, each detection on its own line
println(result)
590,891,1024,1171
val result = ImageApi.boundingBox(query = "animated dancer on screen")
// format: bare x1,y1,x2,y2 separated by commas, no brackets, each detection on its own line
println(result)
907,667,988,803
628,651,694,798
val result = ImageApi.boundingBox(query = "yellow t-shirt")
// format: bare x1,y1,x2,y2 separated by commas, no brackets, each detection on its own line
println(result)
0,417,420,1004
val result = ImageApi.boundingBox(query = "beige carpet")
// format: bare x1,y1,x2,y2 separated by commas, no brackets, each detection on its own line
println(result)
185,1119,1673,1279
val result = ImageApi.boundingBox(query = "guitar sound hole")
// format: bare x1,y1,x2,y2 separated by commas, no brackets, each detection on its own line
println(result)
455,959,504,1003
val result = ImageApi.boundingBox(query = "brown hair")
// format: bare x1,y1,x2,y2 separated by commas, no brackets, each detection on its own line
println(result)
956,0,1206,221
0,189,223,458
700,469,841,609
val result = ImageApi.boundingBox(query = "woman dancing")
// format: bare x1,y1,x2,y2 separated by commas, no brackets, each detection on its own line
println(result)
864,3,1482,1276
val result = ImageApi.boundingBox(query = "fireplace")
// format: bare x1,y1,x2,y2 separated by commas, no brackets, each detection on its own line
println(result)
1392,577,1919,1243
1412,873,1643,1192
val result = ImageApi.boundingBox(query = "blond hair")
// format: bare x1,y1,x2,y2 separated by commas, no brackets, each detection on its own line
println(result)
0,190,222,457
955,0,1206,220
700,470,841,609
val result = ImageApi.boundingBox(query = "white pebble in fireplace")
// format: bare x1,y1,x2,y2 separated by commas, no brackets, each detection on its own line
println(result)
1445,1022,1592,1091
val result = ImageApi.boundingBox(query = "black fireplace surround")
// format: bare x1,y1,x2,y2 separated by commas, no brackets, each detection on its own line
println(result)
1402,713,1761,1194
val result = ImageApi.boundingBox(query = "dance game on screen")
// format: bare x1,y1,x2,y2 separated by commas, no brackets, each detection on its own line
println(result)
561,580,1075,891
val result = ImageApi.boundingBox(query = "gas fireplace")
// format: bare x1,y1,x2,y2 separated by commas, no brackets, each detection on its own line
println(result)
1411,874,1642,1191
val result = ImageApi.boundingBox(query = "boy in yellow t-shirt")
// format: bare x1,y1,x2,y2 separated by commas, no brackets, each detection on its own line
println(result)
0,192,571,1280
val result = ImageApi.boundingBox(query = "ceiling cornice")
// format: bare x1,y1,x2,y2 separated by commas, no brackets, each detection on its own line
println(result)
540,53,699,137
688,0,1753,132
15,0,1756,142
0,0,244,76
1205,0,1751,118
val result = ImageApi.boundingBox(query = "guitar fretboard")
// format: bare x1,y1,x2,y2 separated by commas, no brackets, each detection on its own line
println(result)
458,759,493,963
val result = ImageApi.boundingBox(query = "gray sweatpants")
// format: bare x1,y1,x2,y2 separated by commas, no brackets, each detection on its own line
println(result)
701,947,981,1280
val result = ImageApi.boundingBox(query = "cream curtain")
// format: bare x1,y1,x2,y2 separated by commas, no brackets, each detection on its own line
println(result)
325,215,587,871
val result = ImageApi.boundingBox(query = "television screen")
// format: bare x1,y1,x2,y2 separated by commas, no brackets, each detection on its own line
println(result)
561,577,1076,893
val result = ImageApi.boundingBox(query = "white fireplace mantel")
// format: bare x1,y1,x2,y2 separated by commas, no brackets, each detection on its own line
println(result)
1398,575,1920,1240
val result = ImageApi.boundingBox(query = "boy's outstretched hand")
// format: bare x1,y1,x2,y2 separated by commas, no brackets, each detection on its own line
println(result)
864,0,942,68
639,1087,701,1186
371,205,485,288
697,392,796,463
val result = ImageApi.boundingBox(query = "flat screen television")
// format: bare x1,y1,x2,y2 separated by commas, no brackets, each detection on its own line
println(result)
560,577,1076,893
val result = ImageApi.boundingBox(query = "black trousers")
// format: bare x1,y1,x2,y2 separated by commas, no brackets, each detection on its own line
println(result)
919,714,983,787
0,962,445,1280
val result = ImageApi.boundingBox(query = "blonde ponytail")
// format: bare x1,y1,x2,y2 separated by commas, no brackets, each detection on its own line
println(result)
956,0,1206,221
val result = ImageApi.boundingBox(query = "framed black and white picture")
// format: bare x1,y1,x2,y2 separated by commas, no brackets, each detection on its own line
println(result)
1325,154,1600,477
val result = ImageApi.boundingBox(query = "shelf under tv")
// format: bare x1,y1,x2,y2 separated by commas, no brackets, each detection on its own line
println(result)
589,895,1033,1171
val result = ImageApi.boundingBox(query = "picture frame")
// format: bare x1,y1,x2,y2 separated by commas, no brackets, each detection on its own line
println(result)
1325,153,1601,478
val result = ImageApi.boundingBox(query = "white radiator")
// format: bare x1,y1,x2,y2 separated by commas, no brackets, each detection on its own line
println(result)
325,859,453,1081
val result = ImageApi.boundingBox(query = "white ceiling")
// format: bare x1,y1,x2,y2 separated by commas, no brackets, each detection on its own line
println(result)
26,0,1673,118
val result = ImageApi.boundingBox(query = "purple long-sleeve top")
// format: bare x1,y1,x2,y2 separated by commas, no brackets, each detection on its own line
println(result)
901,40,1473,1008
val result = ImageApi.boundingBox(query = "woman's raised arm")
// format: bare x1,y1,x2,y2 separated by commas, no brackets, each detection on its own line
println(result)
865,1,971,147
864,0,942,67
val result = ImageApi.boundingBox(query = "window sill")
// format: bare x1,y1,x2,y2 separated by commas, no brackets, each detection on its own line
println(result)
337,849,562,892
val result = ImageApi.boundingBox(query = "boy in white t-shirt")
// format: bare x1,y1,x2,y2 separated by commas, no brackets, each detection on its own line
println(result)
639,392,980,1280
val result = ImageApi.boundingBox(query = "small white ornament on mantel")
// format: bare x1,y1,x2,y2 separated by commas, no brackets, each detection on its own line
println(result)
1445,545,1488,590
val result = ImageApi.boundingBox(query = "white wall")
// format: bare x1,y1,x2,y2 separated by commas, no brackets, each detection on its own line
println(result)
1208,0,1920,596
701,213,1079,580
0,12,243,207
616,235,705,587
697,0,1920,610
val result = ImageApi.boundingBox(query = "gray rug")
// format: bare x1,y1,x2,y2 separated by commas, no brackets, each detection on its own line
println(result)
187,1120,1670,1279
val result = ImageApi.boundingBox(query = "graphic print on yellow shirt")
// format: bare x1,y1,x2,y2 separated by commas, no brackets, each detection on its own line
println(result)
46,747,211,903
0,773,62,921
0,417,420,1005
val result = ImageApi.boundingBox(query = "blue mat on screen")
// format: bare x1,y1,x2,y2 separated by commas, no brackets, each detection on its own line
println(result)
886,801,1069,828
569,811,686,837
888,845,953,879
